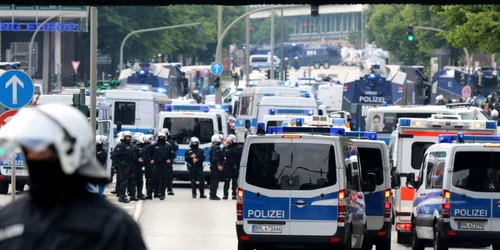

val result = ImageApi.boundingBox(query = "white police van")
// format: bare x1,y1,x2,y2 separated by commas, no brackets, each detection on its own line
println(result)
406,133,500,250
236,125,377,250
346,131,398,250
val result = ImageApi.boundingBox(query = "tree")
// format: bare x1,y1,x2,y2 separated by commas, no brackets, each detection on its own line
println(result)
250,13,294,45
430,5,500,54
347,30,361,47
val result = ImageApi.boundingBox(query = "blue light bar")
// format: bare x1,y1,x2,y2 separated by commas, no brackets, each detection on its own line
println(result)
257,122,265,131
438,132,500,144
291,117,304,126
157,88,167,94
399,118,411,126
164,104,210,112
266,126,345,136
268,109,314,116
332,118,345,125
316,100,323,105
345,131,378,140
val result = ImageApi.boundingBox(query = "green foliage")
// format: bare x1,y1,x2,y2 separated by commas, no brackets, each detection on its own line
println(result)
430,5,500,54
347,30,361,46
251,13,294,44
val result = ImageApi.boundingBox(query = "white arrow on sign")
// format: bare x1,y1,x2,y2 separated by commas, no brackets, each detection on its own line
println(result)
5,75,24,105
214,64,221,72
87,183,99,193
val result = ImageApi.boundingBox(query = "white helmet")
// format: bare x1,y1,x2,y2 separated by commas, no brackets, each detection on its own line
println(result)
158,132,167,138
0,104,107,180
120,131,132,141
96,135,108,145
219,134,224,140
491,109,499,118
211,134,221,142
143,134,154,142
190,137,200,145
161,128,170,136
227,134,237,143
136,134,145,144
133,132,144,141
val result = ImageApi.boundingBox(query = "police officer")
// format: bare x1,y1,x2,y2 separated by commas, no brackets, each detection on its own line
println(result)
143,134,155,200
223,134,243,200
133,134,147,200
149,132,175,200
96,135,108,199
111,131,136,203
161,128,178,196
110,132,125,196
0,104,148,249
209,134,224,200
185,137,207,199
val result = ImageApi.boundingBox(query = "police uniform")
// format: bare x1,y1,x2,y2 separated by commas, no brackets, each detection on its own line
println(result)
223,142,243,199
185,144,206,198
149,137,175,200
144,138,155,199
166,138,178,195
133,141,147,200
111,138,136,203
96,143,107,167
209,140,224,200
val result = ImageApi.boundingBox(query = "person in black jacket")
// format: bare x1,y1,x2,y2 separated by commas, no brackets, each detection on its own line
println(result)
143,134,155,200
185,137,207,199
161,128,178,196
96,135,108,199
111,131,137,203
133,134,147,200
0,104,147,250
149,132,175,200
223,134,243,200
209,134,224,200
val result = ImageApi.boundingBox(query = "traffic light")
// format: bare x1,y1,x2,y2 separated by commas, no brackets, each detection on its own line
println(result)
310,5,319,17
274,71,279,79
266,70,271,79
214,76,221,89
285,69,290,81
407,25,414,41
70,73,78,86
51,74,57,83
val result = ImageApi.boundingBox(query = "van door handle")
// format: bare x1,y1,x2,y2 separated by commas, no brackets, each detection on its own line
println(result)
420,193,426,196
495,201,500,206
292,201,307,206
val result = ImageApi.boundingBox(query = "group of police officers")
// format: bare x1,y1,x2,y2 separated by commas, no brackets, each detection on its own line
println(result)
95,129,243,203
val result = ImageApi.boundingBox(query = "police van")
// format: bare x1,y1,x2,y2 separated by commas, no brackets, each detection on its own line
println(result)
391,117,497,244
236,125,377,250
156,105,222,183
165,104,230,138
346,131,398,250
406,133,500,250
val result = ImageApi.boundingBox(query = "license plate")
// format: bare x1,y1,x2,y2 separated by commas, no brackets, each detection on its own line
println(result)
5,169,28,176
173,164,186,171
251,225,283,233
458,222,486,230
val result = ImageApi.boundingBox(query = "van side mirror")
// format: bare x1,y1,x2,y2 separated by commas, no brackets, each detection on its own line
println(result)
365,173,377,192
391,169,401,189
116,121,122,133
406,173,417,189
245,120,250,129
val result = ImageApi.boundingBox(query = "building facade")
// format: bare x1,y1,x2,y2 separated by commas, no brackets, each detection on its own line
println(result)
0,5,88,93
249,5,365,44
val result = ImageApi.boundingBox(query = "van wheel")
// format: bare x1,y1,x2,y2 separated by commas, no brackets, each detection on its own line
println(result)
323,62,330,69
411,226,425,250
492,243,500,250
0,183,8,194
433,224,448,250
376,239,391,250
313,62,321,69
237,242,253,250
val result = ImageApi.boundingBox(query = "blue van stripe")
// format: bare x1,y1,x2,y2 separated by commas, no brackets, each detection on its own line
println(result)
235,118,257,128
364,190,385,216
378,137,390,145
243,190,290,220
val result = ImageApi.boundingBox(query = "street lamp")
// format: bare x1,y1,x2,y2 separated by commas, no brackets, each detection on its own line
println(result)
28,12,85,77
119,22,203,72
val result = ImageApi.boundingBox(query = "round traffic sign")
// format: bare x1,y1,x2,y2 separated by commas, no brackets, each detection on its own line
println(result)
0,110,18,128
461,85,472,98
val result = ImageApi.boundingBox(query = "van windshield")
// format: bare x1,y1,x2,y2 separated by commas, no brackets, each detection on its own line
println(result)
357,147,384,185
458,111,490,120
452,151,500,192
245,143,336,190
163,117,214,144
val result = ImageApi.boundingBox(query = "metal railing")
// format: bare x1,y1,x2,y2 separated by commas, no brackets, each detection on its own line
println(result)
0,5,87,11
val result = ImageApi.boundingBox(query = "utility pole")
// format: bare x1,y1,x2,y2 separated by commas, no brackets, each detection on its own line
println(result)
215,6,223,104
279,8,284,81
89,7,97,140
245,5,250,86
270,12,275,80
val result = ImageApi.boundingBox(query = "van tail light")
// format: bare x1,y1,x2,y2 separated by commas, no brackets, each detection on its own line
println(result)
338,189,346,223
237,188,244,221
442,189,451,218
384,189,392,219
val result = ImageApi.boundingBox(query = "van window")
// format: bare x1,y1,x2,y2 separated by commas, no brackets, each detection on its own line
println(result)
411,142,434,170
163,117,214,144
452,151,500,192
266,120,285,130
369,112,436,133
344,145,362,191
245,143,336,190
239,96,254,116
357,147,384,185
114,102,136,125
251,57,268,63
459,111,489,120
216,114,223,133
430,153,445,189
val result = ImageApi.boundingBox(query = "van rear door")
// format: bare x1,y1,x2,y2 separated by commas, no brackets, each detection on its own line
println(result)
242,137,292,236
288,137,340,236
352,139,389,231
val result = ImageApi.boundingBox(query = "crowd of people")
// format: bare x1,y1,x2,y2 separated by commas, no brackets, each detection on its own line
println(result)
434,93,500,124
100,129,243,203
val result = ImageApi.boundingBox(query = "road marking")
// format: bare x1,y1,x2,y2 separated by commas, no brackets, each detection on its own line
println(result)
133,200,143,221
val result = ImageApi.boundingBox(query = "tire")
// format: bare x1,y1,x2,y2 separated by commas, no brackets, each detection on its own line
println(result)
376,239,391,250
397,231,410,245
411,226,425,250
313,62,321,69
238,242,253,250
15,183,25,192
493,243,500,250
323,62,330,69
0,182,8,194
433,224,448,250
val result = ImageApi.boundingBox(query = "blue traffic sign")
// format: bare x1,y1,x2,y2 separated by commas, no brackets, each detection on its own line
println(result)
0,70,34,109
211,61,224,76
85,183,105,196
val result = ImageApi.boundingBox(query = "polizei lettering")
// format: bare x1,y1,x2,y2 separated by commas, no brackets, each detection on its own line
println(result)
247,210,286,219
359,96,386,103
453,209,488,217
